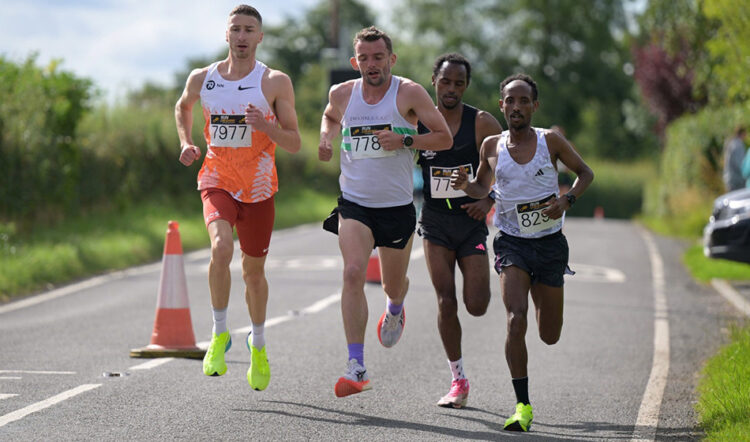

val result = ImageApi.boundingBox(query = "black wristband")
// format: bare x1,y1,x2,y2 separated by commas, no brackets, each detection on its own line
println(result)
488,190,497,200
564,193,576,206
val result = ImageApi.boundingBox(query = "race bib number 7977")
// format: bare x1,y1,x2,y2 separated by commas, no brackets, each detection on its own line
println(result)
210,114,253,148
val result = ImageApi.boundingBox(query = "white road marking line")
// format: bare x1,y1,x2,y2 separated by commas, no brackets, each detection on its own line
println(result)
711,279,750,316
301,293,340,314
232,293,341,337
0,384,101,428
631,228,670,442
129,358,174,371
0,370,75,375
0,394,18,401
568,263,626,283
0,377,22,380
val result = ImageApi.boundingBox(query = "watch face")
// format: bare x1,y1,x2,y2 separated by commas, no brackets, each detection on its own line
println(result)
404,135,414,147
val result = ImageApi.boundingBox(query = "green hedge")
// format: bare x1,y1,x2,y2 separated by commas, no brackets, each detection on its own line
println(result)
566,158,655,219
644,103,750,221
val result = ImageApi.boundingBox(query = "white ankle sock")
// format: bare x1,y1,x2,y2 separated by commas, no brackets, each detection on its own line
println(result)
449,358,466,380
251,323,265,349
212,307,228,335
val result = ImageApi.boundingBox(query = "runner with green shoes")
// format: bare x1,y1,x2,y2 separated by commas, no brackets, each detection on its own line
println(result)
451,73,593,431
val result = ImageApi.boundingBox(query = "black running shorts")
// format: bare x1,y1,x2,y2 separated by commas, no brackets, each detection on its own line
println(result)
323,196,415,249
417,205,489,258
492,230,572,287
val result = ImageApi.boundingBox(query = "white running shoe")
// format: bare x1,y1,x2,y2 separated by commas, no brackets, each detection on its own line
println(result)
377,307,405,348
335,359,371,397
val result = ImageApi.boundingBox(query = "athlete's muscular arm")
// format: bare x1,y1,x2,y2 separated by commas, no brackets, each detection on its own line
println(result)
541,130,594,219
248,70,301,154
175,68,208,166
451,135,500,199
318,82,350,162
375,80,452,152
460,110,504,220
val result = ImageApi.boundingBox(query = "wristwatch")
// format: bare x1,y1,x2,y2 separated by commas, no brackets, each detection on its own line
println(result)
402,134,414,147
564,193,576,206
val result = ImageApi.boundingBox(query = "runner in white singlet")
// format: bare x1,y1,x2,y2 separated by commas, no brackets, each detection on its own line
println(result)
451,73,594,432
319,26,452,398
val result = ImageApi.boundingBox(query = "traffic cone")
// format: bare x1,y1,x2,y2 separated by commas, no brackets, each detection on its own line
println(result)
365,249,381,284
486,206,496,226
594,206,605,219
130,221,205,359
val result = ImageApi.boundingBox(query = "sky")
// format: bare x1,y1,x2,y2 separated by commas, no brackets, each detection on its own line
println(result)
0,0,327,103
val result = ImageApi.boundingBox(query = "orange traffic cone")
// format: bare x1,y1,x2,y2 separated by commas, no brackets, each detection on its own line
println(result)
486,206,496,226
594,206,605,219
130,221,205,359
365,249,381,284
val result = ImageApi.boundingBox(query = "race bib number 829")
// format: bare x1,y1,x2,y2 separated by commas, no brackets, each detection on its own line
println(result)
515,194,562,234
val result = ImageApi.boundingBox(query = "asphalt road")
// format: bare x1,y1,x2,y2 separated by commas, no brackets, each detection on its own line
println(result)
0,218,738,441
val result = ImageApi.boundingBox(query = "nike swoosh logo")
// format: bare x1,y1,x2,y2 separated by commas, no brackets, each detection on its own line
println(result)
238,85,255,90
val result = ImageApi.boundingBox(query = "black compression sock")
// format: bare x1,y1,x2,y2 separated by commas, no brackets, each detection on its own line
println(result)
512,377,530,405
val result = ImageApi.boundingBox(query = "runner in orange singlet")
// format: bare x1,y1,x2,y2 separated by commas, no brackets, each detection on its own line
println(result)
175,4,301,390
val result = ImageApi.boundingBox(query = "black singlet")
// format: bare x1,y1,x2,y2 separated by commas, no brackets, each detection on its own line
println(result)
417,104,480,213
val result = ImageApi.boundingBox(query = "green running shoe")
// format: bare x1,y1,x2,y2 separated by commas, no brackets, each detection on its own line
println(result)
504,402,533,432
246,332,270,391
202,331,232,376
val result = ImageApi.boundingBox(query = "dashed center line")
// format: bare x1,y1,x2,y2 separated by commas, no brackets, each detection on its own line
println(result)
0,384,101,428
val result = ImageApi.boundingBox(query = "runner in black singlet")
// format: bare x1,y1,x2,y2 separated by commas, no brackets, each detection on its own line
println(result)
416,53,502,409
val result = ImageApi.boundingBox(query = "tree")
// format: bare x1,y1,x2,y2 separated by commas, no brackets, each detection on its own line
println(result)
702,0,750,103
392,0,647,159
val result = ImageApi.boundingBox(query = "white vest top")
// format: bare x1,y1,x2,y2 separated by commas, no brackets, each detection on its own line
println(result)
492,128,564,238
339,76,417,208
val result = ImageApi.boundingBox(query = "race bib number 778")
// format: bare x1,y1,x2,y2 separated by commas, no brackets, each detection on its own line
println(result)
349,124,397,160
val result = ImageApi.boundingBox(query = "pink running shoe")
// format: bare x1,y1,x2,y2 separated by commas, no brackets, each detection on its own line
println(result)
437,378,469,408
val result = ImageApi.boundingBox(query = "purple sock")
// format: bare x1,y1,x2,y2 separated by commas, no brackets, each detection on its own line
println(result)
387,299,403,316
347,343,364,366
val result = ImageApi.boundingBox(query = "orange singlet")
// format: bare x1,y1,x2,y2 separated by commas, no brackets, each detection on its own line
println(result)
198,60,277,203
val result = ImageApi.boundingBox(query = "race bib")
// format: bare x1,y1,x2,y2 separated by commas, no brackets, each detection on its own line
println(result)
210,114,252,148
349,124,396,160
430,164,473,199
515,194,562,234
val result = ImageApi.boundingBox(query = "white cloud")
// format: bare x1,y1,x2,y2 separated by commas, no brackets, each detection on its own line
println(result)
0,0,319,103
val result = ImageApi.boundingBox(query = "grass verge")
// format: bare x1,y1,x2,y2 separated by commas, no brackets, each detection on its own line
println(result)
683,243,750,283
0,188,336,303
645,206,750,439
696,324,750,441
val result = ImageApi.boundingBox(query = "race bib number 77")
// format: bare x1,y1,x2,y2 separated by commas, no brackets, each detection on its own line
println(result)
210,114,253,148
430,164,473,198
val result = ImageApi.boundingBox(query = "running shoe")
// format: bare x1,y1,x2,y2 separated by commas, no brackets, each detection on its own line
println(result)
377,307,405,348
503,402,534,432
202,331,232,376
334,359,371,397
246,332,270,391
437,378,470,408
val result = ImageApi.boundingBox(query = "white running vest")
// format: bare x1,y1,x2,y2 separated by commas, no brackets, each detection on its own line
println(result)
492,128,564,238
339,76,417,208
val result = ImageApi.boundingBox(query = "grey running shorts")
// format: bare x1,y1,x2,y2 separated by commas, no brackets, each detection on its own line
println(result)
417,205,489,258
492,230,573,287
323,196,415,249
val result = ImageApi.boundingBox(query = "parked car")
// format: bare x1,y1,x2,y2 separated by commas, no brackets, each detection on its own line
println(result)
703,188,750,264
